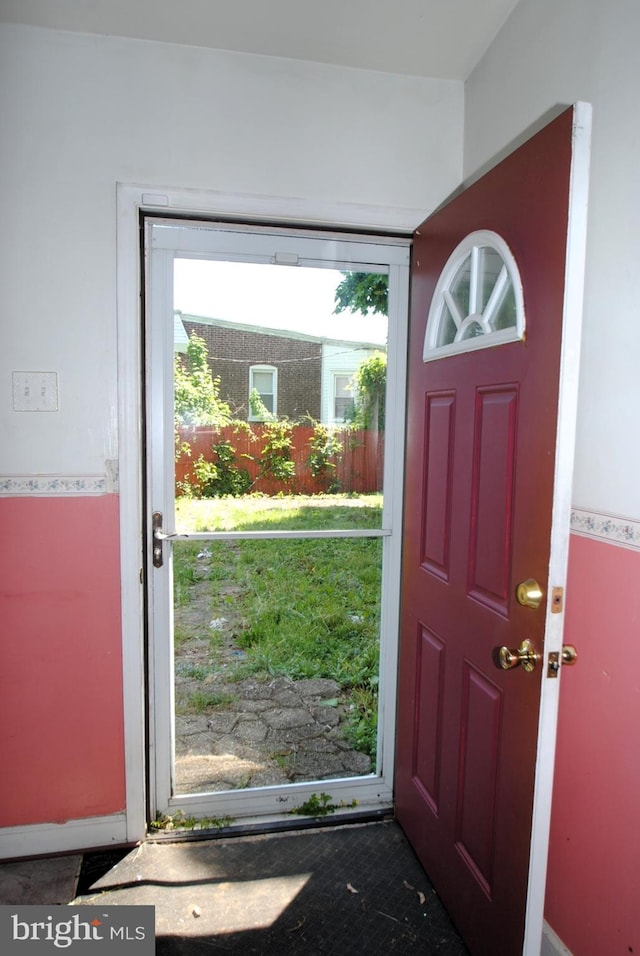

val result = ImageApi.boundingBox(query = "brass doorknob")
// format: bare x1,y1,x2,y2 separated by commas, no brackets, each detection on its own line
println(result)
516,578,543,609
498,638,540,673
562,644,578,665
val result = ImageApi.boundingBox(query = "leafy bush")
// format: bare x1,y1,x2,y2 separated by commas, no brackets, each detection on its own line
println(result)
174,334,232,427
249,388,275,422
193,439,253,497
351,351,386,430
258,420,296,484
307,423,343,492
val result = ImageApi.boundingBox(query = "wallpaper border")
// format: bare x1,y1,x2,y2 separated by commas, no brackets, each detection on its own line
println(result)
0,474,108,496
571,507,640,551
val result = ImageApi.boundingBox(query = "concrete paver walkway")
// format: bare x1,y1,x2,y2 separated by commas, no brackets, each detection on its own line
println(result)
175,675,371,794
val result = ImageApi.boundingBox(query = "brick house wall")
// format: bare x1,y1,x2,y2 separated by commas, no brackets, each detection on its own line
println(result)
183,319,322,421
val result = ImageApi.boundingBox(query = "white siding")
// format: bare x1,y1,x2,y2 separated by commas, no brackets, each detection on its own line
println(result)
321,343,378,425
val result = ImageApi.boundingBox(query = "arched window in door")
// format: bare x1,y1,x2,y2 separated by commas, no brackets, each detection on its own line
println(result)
423,230,525,361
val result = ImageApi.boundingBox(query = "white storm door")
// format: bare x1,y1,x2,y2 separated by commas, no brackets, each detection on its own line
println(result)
145,219,409,826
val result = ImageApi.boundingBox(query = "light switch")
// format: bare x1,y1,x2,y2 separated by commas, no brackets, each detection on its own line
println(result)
12,371,59,411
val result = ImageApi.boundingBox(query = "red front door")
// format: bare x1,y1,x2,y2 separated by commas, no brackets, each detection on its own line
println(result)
395,106,589,955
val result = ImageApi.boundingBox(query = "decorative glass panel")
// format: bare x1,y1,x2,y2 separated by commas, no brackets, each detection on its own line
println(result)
423,231,525,362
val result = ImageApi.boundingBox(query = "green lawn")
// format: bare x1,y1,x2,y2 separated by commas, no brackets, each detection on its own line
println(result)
176,492,383,532
173,494,383,757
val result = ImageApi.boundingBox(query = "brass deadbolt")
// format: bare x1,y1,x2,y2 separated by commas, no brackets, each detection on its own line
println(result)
516,578,543,609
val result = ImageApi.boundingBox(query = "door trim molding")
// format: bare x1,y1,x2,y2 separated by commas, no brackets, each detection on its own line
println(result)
118,184,423,234
523,102,592,956
0,814,128,861
116,185,148,845
116,183,417,841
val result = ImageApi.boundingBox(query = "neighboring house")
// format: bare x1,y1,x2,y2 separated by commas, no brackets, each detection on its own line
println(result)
177,312,381,425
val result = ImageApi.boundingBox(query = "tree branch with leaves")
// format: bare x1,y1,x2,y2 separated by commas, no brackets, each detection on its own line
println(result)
334,272,388,317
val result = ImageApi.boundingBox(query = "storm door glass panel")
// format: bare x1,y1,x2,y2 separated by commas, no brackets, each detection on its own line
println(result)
173,536,382,794
173,259,387,532
170,254,389,799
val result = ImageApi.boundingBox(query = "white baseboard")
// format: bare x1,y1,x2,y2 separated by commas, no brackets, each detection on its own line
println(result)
0,814,129,861
542,921,573,956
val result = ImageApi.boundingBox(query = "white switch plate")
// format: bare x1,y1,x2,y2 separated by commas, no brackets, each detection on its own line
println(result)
12,371,59,411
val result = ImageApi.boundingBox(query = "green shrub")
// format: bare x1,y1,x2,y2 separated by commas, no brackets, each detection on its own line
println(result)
193,439,253,497
307,423,343,492
258,420,296,484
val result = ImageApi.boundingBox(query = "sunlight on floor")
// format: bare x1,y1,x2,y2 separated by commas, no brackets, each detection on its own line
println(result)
154,873,312,937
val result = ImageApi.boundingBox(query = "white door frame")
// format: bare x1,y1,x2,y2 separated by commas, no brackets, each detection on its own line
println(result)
115,185,423,846
522,102,591,954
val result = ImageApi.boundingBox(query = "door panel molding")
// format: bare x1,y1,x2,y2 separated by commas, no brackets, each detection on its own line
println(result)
413,623,446,811
468,385,518,613
455,663,502,896
420,392,456,578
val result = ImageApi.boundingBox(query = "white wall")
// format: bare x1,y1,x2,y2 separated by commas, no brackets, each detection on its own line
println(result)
465,0,640,521
0,24,463,477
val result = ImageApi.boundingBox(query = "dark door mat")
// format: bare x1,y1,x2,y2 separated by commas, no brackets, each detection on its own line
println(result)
76,821,467,954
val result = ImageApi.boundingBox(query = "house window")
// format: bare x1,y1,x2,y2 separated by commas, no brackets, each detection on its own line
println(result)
334,374,354,422
249,365,277,419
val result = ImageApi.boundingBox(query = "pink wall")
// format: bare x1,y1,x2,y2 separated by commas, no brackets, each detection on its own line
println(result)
3,490,639,956
0,495,126,827
545,534,640,955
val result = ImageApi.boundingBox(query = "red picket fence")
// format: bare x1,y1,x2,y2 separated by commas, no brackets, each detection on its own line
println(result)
175,424,384,496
